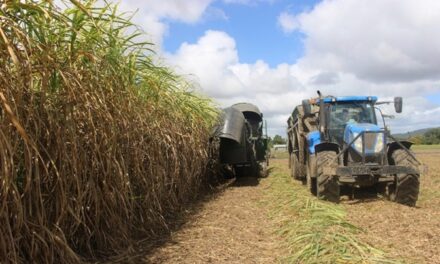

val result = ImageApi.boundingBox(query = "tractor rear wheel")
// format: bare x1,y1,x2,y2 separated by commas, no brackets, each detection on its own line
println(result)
316,151,340,203
290,153,300,180
296,134,307,179
306,156,317,196
389,149,420,206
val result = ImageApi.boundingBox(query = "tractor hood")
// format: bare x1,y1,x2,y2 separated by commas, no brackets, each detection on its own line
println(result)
345,123,381,135
344,123,385,154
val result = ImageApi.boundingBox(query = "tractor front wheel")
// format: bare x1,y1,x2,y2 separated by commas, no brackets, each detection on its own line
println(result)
316,151,340,203
389,149,420,206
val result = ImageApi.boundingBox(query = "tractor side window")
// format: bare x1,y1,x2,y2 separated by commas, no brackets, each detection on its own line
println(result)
328,104,346,144
329,104,348,128
361,103,376,124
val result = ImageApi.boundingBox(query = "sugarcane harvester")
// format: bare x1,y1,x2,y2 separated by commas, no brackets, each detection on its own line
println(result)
287,91,424,206
216,103,269,178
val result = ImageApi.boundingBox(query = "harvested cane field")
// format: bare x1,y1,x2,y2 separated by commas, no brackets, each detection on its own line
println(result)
1,1,440,264
142,148,440,264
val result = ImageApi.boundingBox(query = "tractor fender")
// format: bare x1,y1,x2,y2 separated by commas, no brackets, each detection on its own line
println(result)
314,142,340,155
387,140,413,163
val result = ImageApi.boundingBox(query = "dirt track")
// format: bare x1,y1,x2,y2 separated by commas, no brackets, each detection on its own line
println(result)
141,150,439,263
343,150,440,264
144,177,284,263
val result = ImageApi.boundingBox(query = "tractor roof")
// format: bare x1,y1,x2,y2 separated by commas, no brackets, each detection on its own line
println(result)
319,96,378,103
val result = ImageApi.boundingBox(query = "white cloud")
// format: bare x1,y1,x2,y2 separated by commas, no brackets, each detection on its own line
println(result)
229,61,302,95
137,0,213,23
291,0,440,83
56,0,440,136
166,30,306,100
167,30,244,98
202,7,229,21
309,72,340,85
135,15,168,48
161,0,440,136
166,30,310,135
277,12,299,33
166,29,440,136
117,0,213,47
387,97,440,134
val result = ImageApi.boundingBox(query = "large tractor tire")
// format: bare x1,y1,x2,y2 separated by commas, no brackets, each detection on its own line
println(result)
290,153,300,179
306,155,317,196
296,133,307,179
288,149,292,169
222,165,235,179
389,149,420,206
316,151,340,203
259,162,268,178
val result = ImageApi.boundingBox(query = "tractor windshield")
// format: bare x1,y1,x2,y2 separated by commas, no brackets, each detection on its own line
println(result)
329,102,376,126
327,101,377,144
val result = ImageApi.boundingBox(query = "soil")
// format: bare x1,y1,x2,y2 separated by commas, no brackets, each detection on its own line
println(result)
134,149,440,264
341,150,440,264
142,177,284,264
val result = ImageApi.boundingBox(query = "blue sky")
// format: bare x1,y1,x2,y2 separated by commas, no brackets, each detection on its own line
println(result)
164,0,318,67
161,0,440,106
163,0,320,66
122,0,440,135
426,92,440,105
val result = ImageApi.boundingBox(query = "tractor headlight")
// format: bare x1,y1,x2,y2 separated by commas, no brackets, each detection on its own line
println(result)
374,134,384,153
352,132,363,152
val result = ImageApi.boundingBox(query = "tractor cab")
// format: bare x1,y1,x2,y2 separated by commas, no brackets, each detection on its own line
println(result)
303,96,403,165
324,97,378,150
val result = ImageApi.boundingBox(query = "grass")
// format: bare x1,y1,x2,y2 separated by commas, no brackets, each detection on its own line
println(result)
270,150,290,159
264,160,401,264
412,144,440,150
416,152,440,205
0,1,219,263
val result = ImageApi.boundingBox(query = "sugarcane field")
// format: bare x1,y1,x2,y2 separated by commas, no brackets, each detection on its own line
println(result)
1,1,440,263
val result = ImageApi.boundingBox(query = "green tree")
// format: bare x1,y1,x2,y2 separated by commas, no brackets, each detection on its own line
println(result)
272,134,287,145
422,128,440,145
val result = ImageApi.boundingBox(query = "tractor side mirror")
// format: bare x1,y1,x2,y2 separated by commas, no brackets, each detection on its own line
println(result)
302,99,311,116
394,97,402,113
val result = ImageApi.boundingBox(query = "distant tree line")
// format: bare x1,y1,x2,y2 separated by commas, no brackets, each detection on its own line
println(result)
409,128,440,145
267,134,287,149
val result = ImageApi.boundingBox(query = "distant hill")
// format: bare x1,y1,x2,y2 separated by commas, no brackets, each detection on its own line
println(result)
393,127,440,140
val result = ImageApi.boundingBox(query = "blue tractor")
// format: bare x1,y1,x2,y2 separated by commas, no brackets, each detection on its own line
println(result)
287,92,423,206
